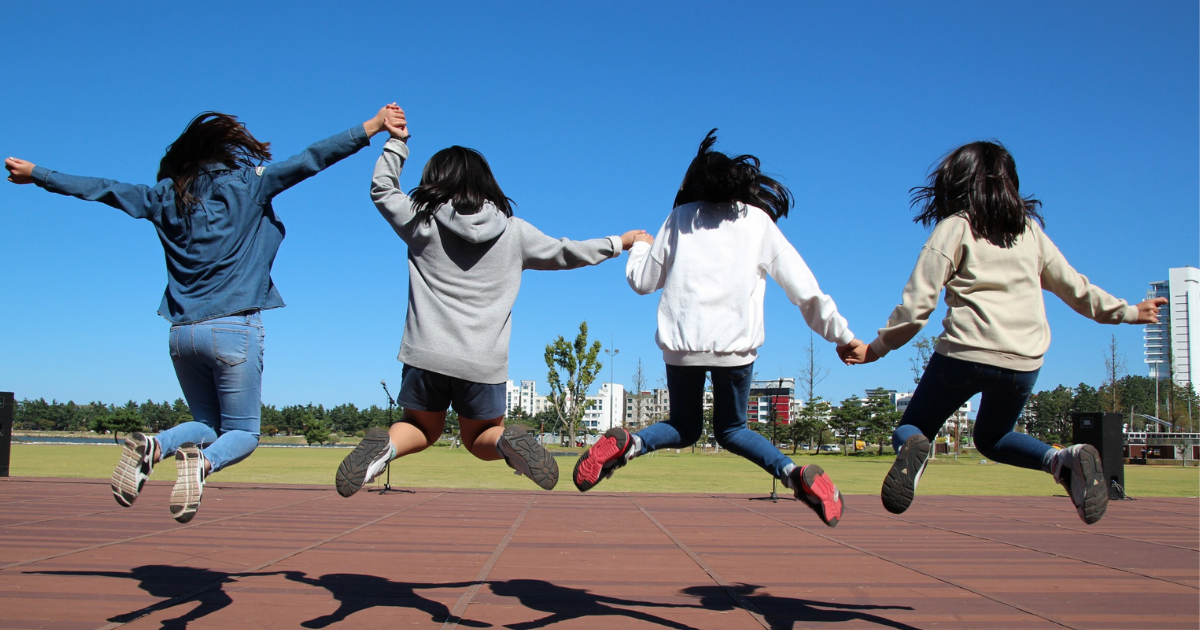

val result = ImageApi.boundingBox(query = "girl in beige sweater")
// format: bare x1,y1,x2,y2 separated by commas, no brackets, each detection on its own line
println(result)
846,141,1164,525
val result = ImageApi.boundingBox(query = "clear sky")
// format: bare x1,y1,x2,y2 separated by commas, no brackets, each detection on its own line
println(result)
2,2,1197,411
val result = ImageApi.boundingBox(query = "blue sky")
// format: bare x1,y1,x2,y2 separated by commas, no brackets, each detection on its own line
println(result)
2,2,1196,410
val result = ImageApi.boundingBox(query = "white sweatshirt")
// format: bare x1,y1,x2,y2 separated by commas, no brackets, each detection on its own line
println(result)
626,201,854,367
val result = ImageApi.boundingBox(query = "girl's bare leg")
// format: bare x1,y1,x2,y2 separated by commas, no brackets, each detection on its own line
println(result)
389,409,447,457
460,417,505,461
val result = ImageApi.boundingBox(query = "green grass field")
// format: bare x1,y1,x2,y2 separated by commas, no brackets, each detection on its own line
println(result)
9,443,1199,497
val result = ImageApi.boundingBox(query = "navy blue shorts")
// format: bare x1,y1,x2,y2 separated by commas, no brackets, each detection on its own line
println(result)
397,365,507,420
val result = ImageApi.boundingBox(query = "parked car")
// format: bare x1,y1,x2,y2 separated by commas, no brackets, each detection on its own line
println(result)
819,444,841,452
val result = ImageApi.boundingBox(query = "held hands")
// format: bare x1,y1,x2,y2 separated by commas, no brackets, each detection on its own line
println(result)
365,103,409,140
837,338,879,365
1134,297,1168,324
383,103,409,141
620,230,652,250
5,157,35,184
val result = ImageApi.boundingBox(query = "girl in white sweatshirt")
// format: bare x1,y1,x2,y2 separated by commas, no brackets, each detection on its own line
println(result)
847,140,1165,524
572,130,859,527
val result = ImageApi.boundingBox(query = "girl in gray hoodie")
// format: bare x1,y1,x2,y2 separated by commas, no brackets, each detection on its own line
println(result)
335,106,644,496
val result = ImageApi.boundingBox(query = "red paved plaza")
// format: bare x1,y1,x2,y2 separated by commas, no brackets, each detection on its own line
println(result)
1,477,1196,629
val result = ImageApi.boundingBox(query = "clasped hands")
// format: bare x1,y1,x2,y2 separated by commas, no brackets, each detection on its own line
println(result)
836,338,878,366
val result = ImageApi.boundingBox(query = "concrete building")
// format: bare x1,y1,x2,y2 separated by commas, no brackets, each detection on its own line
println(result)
1145,266,1199,391
582,383,626,433
625,388,669,430
504,380,549,416
749,378,796,424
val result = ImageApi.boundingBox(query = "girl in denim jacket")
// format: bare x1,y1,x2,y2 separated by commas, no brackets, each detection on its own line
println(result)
5,105,402,521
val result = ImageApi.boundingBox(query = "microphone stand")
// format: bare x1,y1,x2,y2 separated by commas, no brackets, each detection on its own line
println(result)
372,380,413,495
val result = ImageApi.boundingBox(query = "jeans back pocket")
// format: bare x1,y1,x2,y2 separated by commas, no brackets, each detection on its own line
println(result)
213,328,249,366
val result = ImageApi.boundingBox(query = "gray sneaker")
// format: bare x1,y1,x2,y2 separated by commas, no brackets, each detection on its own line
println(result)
499,425,559,490
881,434,930,514
1051,444,1108,525
170,443,207,523
335,427,395,498
111,432,156,507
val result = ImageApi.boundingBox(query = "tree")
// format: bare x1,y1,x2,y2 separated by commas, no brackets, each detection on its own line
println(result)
108,405,144,443
1102,335,1126,412
545,322,603,448
829,397,866,454
1072,383,1101,414
790,396,830,454
302,413,331,445
909,334,936,385
1026,385,1073,444
627,358,651,431
863,391,902,455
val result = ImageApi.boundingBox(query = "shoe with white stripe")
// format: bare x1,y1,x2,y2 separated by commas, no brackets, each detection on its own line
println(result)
111,432,156,507
336,427,396,498
881,434,930,515
170,443,207,523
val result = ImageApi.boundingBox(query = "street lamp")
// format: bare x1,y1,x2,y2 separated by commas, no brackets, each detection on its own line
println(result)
604,340,619,431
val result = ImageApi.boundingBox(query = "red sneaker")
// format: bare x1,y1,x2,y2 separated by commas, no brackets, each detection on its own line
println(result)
792,464,843,527
572,428,634,491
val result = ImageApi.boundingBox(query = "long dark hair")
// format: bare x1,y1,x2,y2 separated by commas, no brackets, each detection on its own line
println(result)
673,129,792,222
157,112,272,214
910,141,1043,247
409,145,513,222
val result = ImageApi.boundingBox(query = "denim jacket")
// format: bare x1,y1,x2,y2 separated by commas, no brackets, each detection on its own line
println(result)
32,125,370,323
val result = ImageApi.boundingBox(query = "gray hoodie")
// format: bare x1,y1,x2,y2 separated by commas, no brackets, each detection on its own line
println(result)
371,138,621,384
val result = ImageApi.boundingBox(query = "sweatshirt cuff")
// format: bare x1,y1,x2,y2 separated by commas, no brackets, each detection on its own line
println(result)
869,337,892,358
833,329,855,346
606,235,622,258
31,165,53,187
384,137,410,158
1121,304,1139,323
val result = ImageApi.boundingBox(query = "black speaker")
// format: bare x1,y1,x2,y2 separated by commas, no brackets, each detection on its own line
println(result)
1071,412,1124,499
0,392,13,478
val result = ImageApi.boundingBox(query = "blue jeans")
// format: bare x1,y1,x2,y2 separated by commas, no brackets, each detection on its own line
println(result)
894,352,1052,471
636,363,793,479
155,312,264,473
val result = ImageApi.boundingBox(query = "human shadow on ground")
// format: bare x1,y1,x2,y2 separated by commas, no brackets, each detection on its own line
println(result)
276,570,489,628
487,578,703,630
30,565,238,629
682,583,922,630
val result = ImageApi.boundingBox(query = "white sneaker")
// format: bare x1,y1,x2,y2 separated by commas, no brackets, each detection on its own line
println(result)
170,443,207,523
111,432,156,507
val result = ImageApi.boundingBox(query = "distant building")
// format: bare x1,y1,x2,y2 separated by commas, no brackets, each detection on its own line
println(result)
1145,266,1199,391
749,378,795,424
625,388,669,430
504,380,549,416
583,383,625,433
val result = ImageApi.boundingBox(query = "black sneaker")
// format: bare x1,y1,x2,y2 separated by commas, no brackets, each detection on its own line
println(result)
573,427,634,492
1051,444,1108,524
881,433,930,514
499,425,559,490
336,427,395,498
790,464,844,527
170,443,206,523
111,432,156,507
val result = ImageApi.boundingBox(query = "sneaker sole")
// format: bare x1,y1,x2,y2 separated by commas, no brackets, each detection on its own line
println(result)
881,434,930,515
502,426,559,490
111,432,150,507
572,429,630,492
800,465,843,527
170,445,204,524
336,427,392,498
1075,444,1109,525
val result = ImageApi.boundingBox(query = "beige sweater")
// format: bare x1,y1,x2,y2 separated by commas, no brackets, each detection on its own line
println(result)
869,215,1137,371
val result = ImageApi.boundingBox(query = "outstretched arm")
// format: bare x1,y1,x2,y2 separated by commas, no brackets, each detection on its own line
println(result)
764,231,854,346
518,220,622,270
7,157,162,220
252,105,403,202
1040,240,1140,324
626,223,666,295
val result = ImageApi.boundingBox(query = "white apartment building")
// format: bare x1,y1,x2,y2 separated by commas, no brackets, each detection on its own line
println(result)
504,380,550,416
625,388,670,431
582,383,626,433
1145,266,1199,391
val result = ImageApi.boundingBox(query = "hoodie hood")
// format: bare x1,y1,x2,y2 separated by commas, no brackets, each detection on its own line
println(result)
432,201,509,244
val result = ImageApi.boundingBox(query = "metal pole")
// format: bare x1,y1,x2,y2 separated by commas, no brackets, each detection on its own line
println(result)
605,338,619,431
